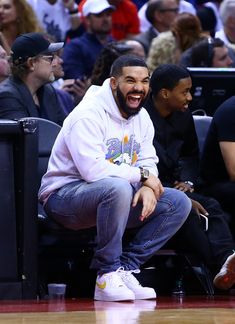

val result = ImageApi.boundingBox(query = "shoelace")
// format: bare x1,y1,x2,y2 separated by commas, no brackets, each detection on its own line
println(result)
117,268,141,286
103,269,126,287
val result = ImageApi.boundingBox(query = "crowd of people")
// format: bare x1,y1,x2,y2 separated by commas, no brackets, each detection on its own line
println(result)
1,0,235,302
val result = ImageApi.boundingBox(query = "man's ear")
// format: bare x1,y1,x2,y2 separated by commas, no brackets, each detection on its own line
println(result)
160,88,169,99
110,76,117,90
27,57,36,71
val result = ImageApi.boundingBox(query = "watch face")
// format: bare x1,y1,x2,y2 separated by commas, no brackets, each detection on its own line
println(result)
143,169,149,178
185,181,193,187
140,167,149,181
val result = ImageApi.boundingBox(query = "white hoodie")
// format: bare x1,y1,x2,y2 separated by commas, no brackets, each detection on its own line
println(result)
39,79,159,204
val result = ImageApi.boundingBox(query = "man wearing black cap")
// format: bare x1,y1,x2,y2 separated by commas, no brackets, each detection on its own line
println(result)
0,32,66,125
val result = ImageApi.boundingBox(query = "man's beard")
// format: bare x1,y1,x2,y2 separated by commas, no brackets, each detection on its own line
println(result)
48,72,55,83
116,86,149,118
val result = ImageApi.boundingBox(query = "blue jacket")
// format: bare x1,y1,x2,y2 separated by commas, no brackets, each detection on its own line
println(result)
62,32,113,80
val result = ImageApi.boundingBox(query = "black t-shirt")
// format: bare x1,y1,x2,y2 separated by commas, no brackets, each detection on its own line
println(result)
200,96,235,183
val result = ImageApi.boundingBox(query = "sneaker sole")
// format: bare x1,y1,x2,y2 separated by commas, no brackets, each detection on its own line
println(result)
214,254,235,290
94,293,135,302
134,292,157,300
214,272,235,290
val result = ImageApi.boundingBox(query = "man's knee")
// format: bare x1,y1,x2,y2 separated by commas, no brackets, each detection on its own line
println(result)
103,178,133,201
164,188,191,211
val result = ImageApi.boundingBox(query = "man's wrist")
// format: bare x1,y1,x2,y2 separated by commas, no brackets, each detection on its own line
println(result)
67,2,78,14
184,180,194,188
139,167,150,182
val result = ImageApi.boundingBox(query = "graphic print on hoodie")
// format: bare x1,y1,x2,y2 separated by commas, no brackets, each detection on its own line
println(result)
106,134,140,165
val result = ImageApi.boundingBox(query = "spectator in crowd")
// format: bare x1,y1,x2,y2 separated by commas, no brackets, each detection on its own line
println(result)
196,5,217,37
147,12,204,73
147,31,177,73
0,0,43,54
138,0,196,33
79,0,140,41
39,55,191,302
90,41,137,86
51,49,84,114
26,0,81,42
45,31,86,111
172,12,204,58
216,0,235,51
108,0,140,40
0,32,66,125
68,40,146,103
63,0,114,80
146,63,235,291
200,93,235,245
180,37,233,67
124,39,146,59
133,0,179,55
201,0,223,33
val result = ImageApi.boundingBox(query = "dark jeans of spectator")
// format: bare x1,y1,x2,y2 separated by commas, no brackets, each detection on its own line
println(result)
167,191,235,267
201,181,235,239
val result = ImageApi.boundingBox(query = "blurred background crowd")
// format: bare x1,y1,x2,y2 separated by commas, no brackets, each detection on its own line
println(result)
0,0,234,116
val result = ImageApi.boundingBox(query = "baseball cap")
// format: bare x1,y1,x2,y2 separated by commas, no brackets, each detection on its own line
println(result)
11,32,64,65
83,0,115,17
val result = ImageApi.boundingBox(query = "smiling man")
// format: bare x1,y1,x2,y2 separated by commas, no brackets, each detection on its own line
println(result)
39,55,191,302
146,64,235,291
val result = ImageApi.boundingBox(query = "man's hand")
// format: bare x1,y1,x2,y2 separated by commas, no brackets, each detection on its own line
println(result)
132,186,157,221
142,174,164,200
191,198,209,216
61,78,90,105
174,181,194,193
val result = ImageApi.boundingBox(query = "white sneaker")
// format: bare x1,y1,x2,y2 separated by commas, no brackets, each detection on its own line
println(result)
118,269,157,300
214,252,235,290
94,270,135,302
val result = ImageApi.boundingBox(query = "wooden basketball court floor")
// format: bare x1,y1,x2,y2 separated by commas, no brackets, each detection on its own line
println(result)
1,295,235,323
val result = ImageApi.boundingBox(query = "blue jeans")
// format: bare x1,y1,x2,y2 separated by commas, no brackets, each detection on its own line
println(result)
44,178,191,274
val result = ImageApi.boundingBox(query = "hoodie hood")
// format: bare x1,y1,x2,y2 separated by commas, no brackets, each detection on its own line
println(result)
81,78,129,123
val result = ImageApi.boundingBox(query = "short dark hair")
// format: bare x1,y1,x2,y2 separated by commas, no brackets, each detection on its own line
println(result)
110,54,148,77
146,0,164,24
90,42,132,85
190,37,225,67
150,64,190,95
197,6,217,37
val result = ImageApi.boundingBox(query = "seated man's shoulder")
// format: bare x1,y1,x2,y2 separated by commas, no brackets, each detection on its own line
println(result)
65,33,92,47
216,96,235,116
63,34,95,59
0,78,19,96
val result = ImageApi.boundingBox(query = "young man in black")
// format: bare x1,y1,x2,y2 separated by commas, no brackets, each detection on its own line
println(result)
146,64,235,290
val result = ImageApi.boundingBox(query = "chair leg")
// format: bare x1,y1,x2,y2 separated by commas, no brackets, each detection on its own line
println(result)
184,255,214,295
